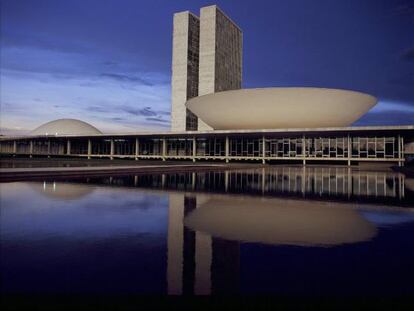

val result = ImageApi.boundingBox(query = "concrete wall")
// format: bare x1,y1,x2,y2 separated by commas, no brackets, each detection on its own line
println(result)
171,12,200,132
198,5,243,131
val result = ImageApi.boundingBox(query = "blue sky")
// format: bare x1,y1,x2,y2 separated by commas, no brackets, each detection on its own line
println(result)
1,0,413,134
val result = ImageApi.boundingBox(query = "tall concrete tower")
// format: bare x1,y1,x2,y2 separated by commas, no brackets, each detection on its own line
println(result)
197,5,242,130
171,5,242,131
171,11,200,132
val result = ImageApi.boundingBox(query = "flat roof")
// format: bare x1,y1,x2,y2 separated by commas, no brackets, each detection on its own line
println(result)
1,125,414,141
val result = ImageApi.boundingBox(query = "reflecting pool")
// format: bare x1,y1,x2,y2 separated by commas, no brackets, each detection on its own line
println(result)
1,166,414,296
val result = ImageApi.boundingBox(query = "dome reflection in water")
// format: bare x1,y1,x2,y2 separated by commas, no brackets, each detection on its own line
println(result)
183,197,377,247
29,181,96,200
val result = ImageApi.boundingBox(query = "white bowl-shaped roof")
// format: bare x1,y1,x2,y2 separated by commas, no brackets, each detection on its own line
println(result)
31,119,102,136
186,87,377,129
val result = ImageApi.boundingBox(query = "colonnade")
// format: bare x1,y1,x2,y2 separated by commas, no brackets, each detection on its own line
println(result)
0,134,408,166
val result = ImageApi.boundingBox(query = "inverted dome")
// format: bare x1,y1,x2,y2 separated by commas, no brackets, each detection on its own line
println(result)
31,119,102,136
186,87,377,130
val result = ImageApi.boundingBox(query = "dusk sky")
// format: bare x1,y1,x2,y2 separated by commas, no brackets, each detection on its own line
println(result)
1,0,413,135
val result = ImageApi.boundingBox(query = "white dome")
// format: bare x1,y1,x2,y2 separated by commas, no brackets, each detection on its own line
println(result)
31,119,102,136
186,87,377,129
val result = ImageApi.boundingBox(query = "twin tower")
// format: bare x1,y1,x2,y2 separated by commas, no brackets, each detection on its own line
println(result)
171,5,243,131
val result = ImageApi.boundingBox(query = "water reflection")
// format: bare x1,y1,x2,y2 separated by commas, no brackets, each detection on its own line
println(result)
30,181,96,200
166,192,414,295
96,166,411,206
1,167,414,296
185,196,378,246
406,178,414,192
167,193,239,295
24,167,412,205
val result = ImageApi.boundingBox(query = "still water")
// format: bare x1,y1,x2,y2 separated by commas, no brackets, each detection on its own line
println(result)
1,166,414,296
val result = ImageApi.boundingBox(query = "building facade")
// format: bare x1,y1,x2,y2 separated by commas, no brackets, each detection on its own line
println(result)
171,5,242,131
1,126,412,167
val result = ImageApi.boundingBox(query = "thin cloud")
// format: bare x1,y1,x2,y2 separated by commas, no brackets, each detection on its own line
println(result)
100,73,155,86
86,105,114,113
146,117,169,123
121,106,157,117
110,117,125,122
102,61,118,66
157,110,171,116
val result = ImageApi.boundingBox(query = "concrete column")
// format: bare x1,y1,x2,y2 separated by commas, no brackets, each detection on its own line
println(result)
302,135,306,165
262,135,266,164
262,167,265,194
135,138,139,160
192,137,196,162
224,170,229,192
162,138,166,161
347,135,351,166
66,140,71,156
225,136,229,163
29,140,33,157
401,136,404,167
302,165,306,196
13,141,17,154
47,140,51,156
87,139,92,159
397,135,402,167
110,139,114,160
192,172,196,190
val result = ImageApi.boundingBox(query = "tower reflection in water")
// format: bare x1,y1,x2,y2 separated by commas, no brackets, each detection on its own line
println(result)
168,193,240,295
163,167,414,295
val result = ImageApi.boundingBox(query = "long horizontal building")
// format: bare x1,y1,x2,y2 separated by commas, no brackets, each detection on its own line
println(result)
1,120,413,166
